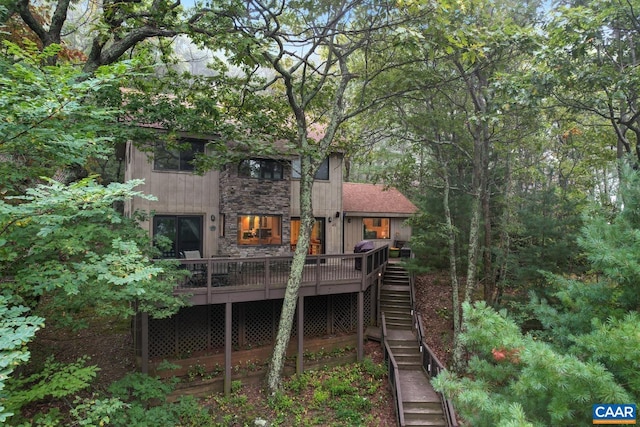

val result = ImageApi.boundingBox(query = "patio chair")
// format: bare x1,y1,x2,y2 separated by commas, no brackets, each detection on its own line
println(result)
182,250,202,259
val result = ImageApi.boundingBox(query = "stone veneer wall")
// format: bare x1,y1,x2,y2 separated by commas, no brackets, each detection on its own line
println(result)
219,162,291,257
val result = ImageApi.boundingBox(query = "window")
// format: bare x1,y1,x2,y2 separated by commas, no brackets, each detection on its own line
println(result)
238,159,284,180
153,215,203,258
154,139,205,171
363,217,390,240
237,215,282,245
291,157,329,180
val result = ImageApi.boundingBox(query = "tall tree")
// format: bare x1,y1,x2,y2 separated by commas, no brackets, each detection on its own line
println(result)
541,0,640,167
187,0,411,391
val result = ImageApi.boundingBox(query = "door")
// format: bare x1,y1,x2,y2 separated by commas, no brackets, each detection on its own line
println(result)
291,218,325,254
153,215,203,258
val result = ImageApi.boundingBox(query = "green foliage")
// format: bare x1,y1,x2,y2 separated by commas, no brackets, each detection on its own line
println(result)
0,41,186,424
576,166,640,311
0,297,44,423
0,177,186,322
272,360,384,425
69,397,127,427
433,302,632,426
528,166,640,344
572,313,640,398
503,188,586,290
4,356,98,424
107,372,176,406
360,356,387,379
0,40,127,195
103,373,216,427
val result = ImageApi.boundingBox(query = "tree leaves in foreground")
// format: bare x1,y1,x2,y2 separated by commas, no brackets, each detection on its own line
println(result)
0,43,186,423
433,302,632,426
0,177,186,321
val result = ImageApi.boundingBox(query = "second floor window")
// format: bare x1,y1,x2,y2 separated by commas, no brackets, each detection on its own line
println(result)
238,159,284,180
154,139,205,172
291,157,329,180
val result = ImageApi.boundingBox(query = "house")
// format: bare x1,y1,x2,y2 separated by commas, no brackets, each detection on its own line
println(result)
124,137,416,258
124,134,416,391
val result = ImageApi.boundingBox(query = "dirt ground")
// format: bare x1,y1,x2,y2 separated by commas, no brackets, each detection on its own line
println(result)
413,271,457,367
23,271,455,424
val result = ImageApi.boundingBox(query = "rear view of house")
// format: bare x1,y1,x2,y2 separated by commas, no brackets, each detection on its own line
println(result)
124,134,417,392
125,136,417,257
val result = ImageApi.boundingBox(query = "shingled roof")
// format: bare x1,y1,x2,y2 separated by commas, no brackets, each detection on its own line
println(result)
343,183,418,216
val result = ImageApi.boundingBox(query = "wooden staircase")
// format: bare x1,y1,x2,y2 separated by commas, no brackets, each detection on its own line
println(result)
381,263,448,427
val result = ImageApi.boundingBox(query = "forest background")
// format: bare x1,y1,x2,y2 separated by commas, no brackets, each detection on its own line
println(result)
1,0,639,425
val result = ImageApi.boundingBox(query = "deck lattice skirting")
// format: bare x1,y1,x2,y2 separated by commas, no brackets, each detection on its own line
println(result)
141,290,373,360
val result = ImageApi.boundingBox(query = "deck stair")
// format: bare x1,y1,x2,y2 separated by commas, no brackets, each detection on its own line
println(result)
381,263,448,427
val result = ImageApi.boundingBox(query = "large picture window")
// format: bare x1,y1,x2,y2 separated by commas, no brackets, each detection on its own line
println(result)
154,139,205,172
291,157,329,180
237,215,282,245
363,217,390,240
238,159,284,180
153,215,203,258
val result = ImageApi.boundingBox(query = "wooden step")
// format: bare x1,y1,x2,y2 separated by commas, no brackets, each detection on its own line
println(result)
385,321,413,330
394,354,422,366
380,294,410,303
380,292,410,300
380,294,410,301
381,263,454,427
403,403,448,427
380,300,411,309
383,315,412,325
381,288,409,294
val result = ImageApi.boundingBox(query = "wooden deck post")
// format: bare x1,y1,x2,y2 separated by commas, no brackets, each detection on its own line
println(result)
357,291,364,361
224,302,232,395
141,312,149,374
297,295,304,375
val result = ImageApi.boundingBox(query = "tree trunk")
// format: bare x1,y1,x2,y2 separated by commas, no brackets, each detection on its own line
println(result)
266,155,315,393
495,153,513,305
457,62,490,305
481,128,495,303
439,150,462,369
465,119,487,304
465,188,482,303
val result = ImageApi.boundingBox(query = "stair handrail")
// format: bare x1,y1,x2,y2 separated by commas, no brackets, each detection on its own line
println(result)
381,312,406,427
405,267,459,427
416,314,459,427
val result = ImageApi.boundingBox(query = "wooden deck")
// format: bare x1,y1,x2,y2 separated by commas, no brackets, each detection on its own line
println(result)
173,247,389,305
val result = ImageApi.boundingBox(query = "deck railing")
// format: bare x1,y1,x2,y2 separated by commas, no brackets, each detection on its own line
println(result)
174,245,389,298
381,312,406,427
414,314,459,427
